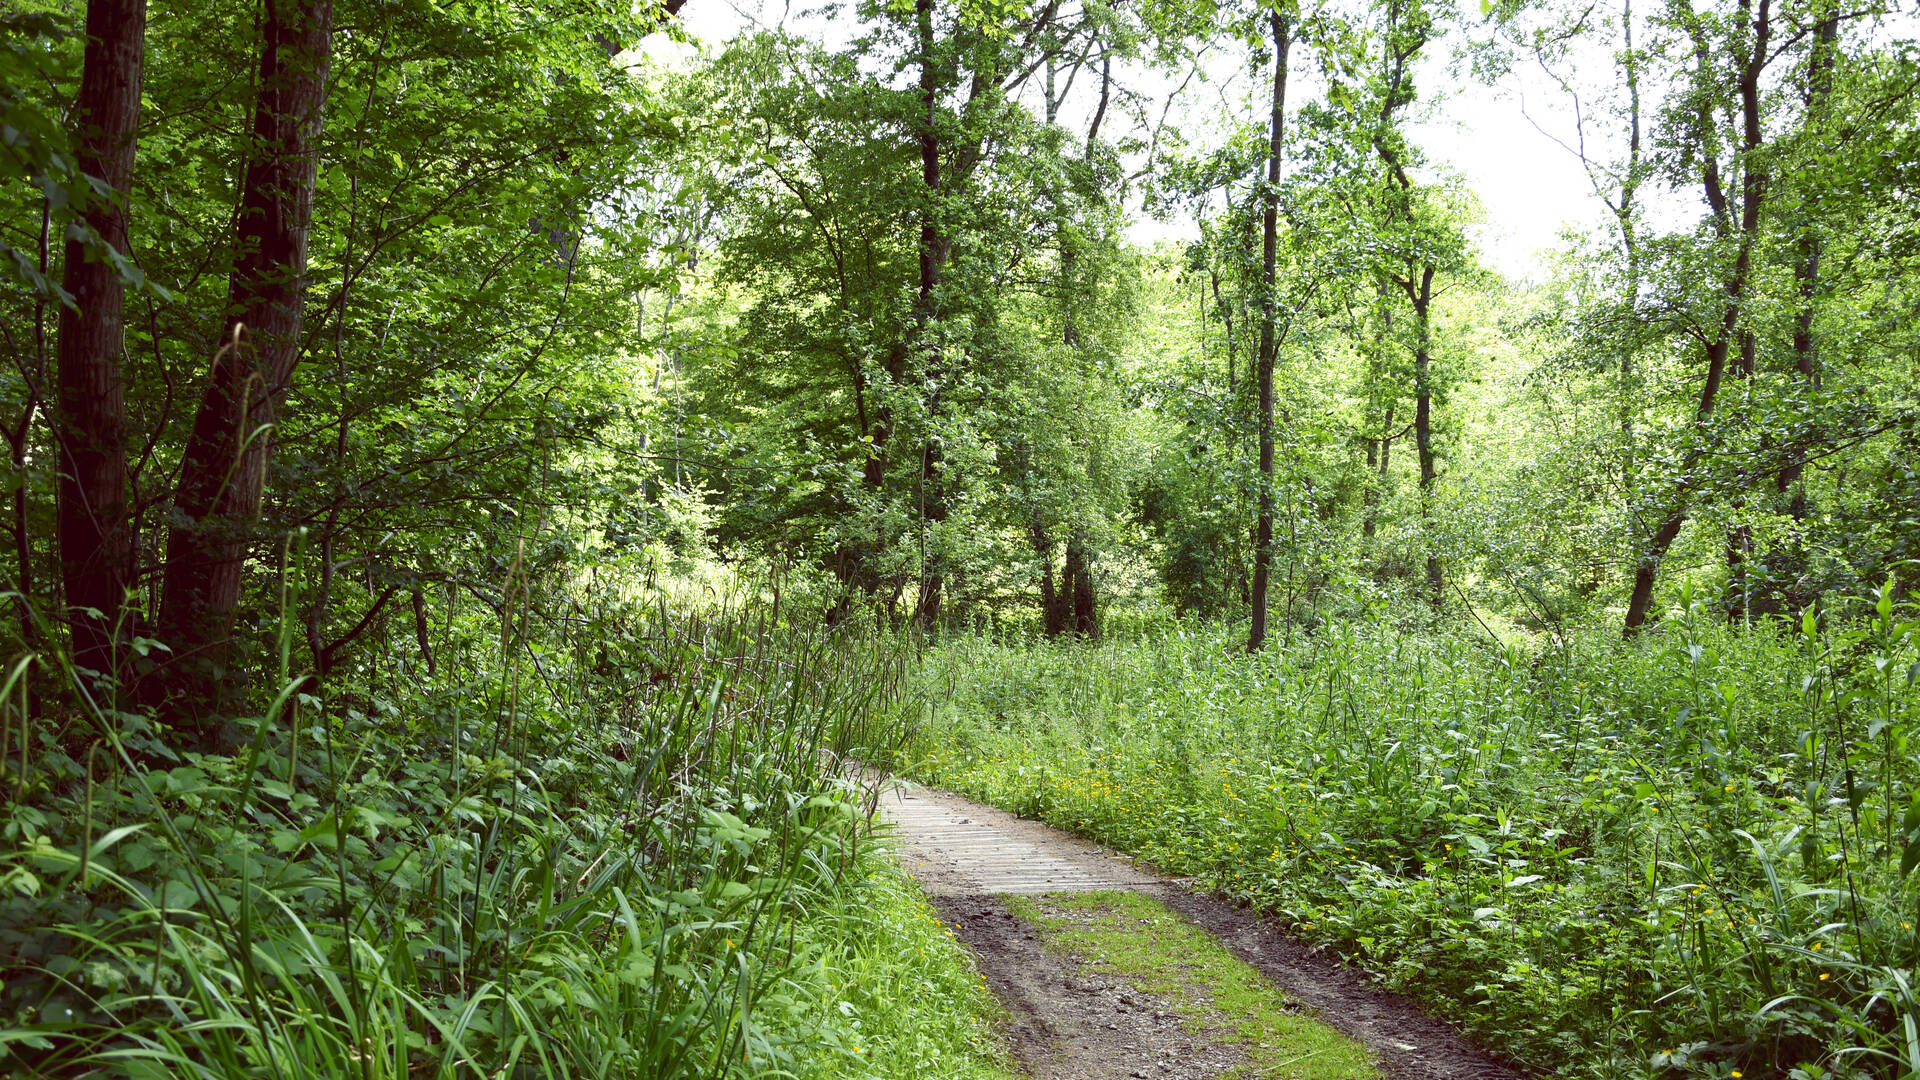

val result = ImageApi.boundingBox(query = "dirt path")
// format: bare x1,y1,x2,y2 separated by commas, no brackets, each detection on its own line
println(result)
879,783,1529,1080
883,783,1164,894
934,892,1262,1080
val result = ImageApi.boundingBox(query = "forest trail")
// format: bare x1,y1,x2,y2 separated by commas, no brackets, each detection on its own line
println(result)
879,783,1528,1080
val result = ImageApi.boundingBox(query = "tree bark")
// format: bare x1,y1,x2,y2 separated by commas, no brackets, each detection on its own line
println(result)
910,0,951,632
1410,264,1442,606
1067,532,1096,636
54,0,147,682
1247,12,1289,654
153,0,333,727
1033,521,1065,637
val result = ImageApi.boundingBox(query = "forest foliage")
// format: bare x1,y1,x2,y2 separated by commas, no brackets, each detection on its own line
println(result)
3,0,1919,1073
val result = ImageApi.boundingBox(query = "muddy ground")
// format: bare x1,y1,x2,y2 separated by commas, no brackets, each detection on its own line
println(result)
936,894,1255,1080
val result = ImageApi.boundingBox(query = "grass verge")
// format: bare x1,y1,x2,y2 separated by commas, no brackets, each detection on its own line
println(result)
780,857,1021,1080
1005,890,1379,1080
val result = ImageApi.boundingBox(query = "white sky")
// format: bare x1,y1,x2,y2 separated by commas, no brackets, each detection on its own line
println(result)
653,0,1616,280
1414,74,1611,278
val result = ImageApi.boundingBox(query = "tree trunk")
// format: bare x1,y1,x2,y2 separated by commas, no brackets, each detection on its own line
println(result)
54,0,147,682
1033,522,1065,637
1410,264,1442,607
1367,0,1437,603
1247,12,1289,654
1031,55,1112,640
153,0,333,728
1622,329,1737,636
1624,510,1686,631
910,0,950,632
1067,532,1096,636
1055,534,1096,637
1778,8,1837,503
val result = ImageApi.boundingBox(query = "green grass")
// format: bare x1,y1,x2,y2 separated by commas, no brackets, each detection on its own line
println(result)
904,588,1920,1080
0,587,1005,1079
779,860,1021,1080
1005,890,1379,1080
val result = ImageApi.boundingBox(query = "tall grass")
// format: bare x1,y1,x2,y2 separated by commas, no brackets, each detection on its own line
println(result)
0,575,1009,1079
905,586,1920,1080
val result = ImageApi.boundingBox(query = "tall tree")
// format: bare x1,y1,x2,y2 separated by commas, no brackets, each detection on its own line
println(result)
1404,259,1440,605
1775,0,1839,506
53,0,146,682
1621,0,1772,636
1247,8,1291,652
910,0,952,630
152,0,333,727
1366,0,1453,608
1036,33,1116,639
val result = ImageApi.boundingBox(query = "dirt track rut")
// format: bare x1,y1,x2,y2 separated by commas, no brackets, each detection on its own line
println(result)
877,782,1529,1080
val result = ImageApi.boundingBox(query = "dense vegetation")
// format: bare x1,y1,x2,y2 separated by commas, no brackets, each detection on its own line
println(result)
4,0,1918,1073
908,590,1920,1077
2,588,1021,1077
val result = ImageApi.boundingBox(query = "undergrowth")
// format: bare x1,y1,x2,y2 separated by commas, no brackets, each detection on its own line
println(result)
778,857,1018,1080
905,585,1920,1080
0,582,1014,1079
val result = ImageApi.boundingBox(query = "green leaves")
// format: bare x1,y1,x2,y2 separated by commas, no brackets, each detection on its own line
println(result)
0,597,920,1078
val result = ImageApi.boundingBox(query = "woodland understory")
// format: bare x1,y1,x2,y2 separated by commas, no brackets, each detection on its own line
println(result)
2,0,1918,1075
